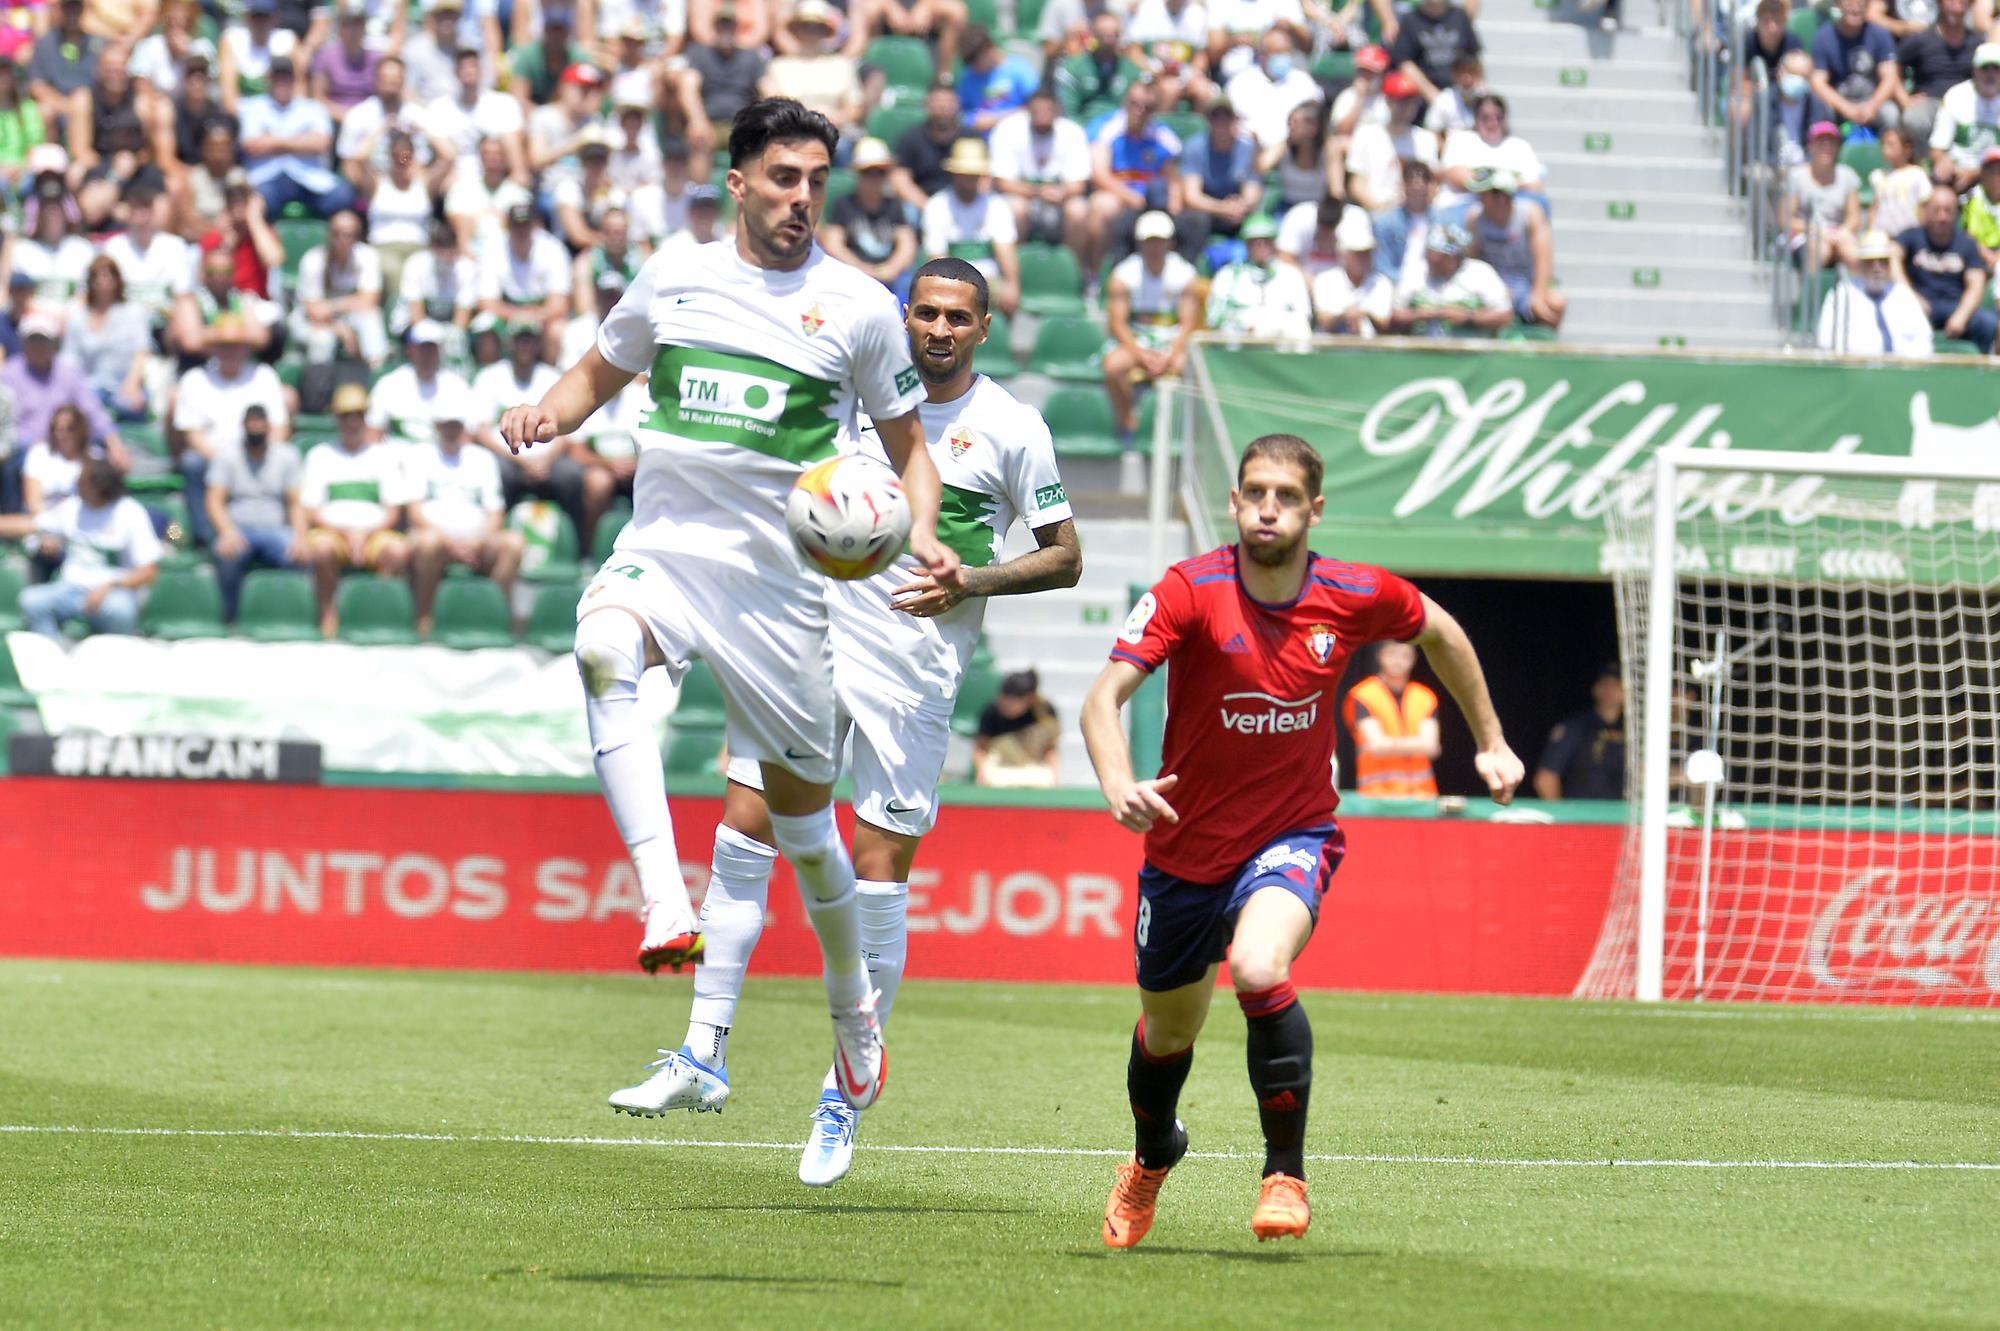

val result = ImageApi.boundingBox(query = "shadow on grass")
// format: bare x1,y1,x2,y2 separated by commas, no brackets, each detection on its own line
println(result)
689,1202,1031,1217
489,1268,904,1290
1066,1245,1382,1264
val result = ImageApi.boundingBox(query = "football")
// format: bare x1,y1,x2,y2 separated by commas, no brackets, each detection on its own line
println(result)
786,454,912,580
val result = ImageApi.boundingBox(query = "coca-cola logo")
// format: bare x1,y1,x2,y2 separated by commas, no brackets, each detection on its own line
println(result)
1805,868,2000,993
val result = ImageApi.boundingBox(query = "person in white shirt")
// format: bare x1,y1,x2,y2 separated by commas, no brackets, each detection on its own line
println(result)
406,385,524,636
1439,94,1547,204
920,137,1022,315
367,319,476,448
395,220,479,343
1313,210,1395,335
1103,210,1201,445
470,317,592,549
478,200,575,363
988,87,1093,249
100,186,193,324
427,46,530,184
1223,28,1325,152
171,313,292,547
293,208,391,367
1277,195,1367,283
0,460,159,638
1817,228,1936,356
627,139,695,247
1129,0,1213,111
606,91,666,195
1330,43,1392,135
301,382,416,636
1390,223,1515,338
335,57,452,189
474,320,565,435
1346,73,1437,212
445,136,535,262
1928,47,2000,193
1423,52,1485,136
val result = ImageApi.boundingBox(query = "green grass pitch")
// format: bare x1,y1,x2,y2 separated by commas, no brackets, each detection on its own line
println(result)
2,960,1996,1330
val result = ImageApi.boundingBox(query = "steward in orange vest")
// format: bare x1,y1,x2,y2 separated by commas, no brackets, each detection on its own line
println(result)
1341,641,1440,799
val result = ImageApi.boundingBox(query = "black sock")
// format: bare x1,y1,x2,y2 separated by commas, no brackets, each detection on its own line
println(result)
1127,1019,1192,1169
1239,981,1312,1179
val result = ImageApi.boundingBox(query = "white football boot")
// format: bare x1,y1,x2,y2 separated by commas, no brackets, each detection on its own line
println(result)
828,988,887,1110
798,1092,861,1187
636,898,703,975
608,1048,730,1116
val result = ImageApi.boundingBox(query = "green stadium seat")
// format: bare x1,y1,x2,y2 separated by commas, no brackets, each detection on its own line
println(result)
1041,386,1124,458
673,658,728,730
865,35,935,94
865,101,928,149
140,568,226,640
291,413,337,444
1158,110,1204,145
1312,50,1357,87
511,502,584,585
431,578,514,649
0,560,23,633
824,167,857,207
1027,314,1107,382
521,583,579,653
1018,244,1088,317
1793,267,1840,335
1934,335,1982,355
122,420,167,458
1010,0,1048,37
123,473,183,495
236,569,320,642
950,641,1004,738
1135,388,1161,448
964,0,1000,32
0,635,32,707
1788,6,1824,43
1838,138,1884,183
276,218,326,282
664,727,725,776
591,501,633,566
1499,324,1559,342
973,310,1018,379
335,574,419,646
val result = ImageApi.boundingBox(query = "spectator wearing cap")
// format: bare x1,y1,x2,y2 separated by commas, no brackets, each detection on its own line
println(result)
1784,121,1862,271
683,8,770,129
26,0,99,131
1440,95,1546,204
445,136,535,259
1330,44,1392,135
1180,96,1264,257
1103,208,1199,447
822,135,919,298
1927,43,2000,192
219,0,302,108
171,311,290,546
527,62,607,194
1898,183,1995,350
921,138,1023,315
367,319,475,450
1127,0,1216,112
956,24,1041,136
1345,73,1433,212
1054,11,1144,126
1960,144,2000,264
0,459,156,639
429,45,531,184
102,185,193,320
1260,97,1339,215
173,244,283,366
1390,222,1513,338
759,1,865,130
339,57,457,193
301,384,415,636
990,86,1093,251
1811,0,1903,134
2,308,128,493
1313,209,1395,335
1895,0,1978,148
240,55,353,218
1087,78,1184,278
769,0,870,58
64,255,150,422
509,6,590,110
1224,28,1322,154
1466,166,1564,330
206,401,305,622
891,83,966,210
1390,0,1480,103
1205,212,1313,337
479,200,574,362
1372,161,1439,286
311,0,388,120
406,387,524,637
551,125,627,250
975,668,1061,787
1532,666,1626,801
1276,193,1364,284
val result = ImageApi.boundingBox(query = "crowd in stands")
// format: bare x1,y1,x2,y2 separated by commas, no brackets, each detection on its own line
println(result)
0,0,1558,643
1745,0,2000,354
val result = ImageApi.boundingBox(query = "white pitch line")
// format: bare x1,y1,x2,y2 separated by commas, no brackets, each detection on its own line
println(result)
3,1124,1997,1172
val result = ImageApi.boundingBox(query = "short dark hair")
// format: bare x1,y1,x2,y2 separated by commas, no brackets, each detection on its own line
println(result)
81,457,123,504
912,257,989,315
728,97,838,169
1755,0,1785,20
1315,196,1343,229
1237,433,1324,496
1474,93,1508,121
1402,158,1434,185
957,24,994,61
429,218,457,248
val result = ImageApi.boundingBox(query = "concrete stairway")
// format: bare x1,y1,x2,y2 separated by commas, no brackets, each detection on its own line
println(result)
1476,0,1782,348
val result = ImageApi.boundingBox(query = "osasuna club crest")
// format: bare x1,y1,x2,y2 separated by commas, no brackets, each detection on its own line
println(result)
946,425,977,458
1305,623,1337,664
800,303,827,336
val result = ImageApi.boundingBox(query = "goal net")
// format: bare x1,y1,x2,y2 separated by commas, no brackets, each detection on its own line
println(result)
1581,448,2000,1005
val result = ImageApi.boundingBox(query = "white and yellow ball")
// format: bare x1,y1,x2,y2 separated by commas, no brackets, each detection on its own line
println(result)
786,455,912,580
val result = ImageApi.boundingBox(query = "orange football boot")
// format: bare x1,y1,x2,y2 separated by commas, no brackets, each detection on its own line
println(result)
1250,1173,1310,1241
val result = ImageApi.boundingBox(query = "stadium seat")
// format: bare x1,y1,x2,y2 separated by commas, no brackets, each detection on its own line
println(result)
335,575,419,646
511,502,584,585
1787,6,1824,42
431,578,514,650
521,583,579,653
1839,138,1884,183
865,35,934,95
0,635,31,707
1934,335,1981,355
1041,386,1123,459
0,559,26,634
140,568,226,640
664,727,724,776
1017,244,1088,317
673,658,728,730
974,310,1018,378
1312,50,1357,86
122,420,167,458
1027,314,1107,382
866,101,928,148
951,642,1004,738
276,218,326,283
1010,0,1048,38
235,569,319,642
824,167,857,207
1499,324,1559,342
964,0,1000,32
591,502,632,566
291,413,337,445
1158,110,1204,146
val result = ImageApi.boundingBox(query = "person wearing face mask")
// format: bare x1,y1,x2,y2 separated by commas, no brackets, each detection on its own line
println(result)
1736,0,1804,140
1203,213,1313,338
1224,28,1323,153
1816,228,1933,355
1773,52,1820,167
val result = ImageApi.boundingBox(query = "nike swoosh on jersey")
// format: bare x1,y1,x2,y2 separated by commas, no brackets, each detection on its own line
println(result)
885,800,923,814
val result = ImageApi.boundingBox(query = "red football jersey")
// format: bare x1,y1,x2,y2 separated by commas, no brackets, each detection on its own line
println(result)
1109,545,1427,883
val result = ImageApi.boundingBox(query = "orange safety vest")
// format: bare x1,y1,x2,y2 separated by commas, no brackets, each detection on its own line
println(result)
1342,675,1439,799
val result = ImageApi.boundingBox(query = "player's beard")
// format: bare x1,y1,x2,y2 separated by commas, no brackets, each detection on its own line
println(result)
916,343,969,385
1240,529,1304,566
746,203,815,265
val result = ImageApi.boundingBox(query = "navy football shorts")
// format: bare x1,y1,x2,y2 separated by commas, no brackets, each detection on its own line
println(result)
1133,824,1347,992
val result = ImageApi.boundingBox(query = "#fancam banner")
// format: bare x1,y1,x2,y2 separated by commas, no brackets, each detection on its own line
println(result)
1195,342,2000,579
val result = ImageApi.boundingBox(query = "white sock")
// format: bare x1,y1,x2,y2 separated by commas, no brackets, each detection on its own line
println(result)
767,805,868,1009
575,612,688,917
821,879,909,1096
686,824,777,1066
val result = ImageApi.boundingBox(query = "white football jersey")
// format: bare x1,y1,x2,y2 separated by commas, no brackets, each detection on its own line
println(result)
835,373,1073,701
595,240,924,574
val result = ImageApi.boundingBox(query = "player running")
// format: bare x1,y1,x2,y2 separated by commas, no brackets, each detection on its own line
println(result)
1080,433,1523,1245
498,99,963,1113
607,257,1083,1186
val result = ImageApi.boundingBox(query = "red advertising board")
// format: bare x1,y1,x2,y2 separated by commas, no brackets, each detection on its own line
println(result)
0,779,1615,994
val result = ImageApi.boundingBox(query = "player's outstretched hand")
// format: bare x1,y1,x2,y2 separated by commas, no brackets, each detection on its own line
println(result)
1476,744,1525,805
910,530,964,591
497,404,559,456
890,571,968,618
1107,774,1179,833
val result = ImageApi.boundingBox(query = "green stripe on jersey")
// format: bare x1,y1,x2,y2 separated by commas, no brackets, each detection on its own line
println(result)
644,345,841,464
937,482,1001,568
325,481,382,503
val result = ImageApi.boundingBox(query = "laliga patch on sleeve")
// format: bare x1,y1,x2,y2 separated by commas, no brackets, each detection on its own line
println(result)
1119,592,1157,645
895,365,920,395
1035,482,1067,510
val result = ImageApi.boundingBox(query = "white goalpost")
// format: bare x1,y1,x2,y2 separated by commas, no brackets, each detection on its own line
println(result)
1582,447,2000,1006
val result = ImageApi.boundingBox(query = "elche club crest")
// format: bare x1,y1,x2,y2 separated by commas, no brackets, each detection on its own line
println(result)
800,303,827,336
1305,624,1337,664
946,426,976,459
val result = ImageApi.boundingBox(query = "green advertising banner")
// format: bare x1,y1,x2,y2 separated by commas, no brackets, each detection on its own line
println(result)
1190,341,2000,579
